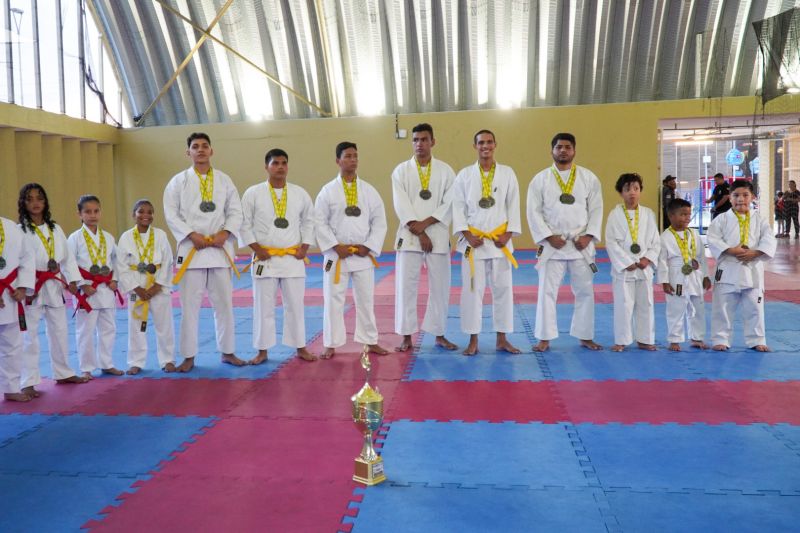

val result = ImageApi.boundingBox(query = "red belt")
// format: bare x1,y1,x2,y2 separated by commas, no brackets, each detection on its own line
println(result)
34,269,69,296
75,267,124,313
0,269,27,331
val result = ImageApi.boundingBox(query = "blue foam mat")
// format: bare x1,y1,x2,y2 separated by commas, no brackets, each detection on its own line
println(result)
0,414,53,446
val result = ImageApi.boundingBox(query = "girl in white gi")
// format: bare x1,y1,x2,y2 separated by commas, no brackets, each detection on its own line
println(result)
116,199,176,374
315,141,388,359
453,130,522,356
707,179,776,352
604,173,661,352
657,198,711,351
240,148,317,363
0,214,35,402
67,195,124,379
18,184,86,399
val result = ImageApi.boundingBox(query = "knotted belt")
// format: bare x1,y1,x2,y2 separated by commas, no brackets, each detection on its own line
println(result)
241,245,310,274
464,222,518,291
334,246,378,284
129,264,161,325
75,267,124,313
172,236,241,285
0,269,27,330
34,269,69,296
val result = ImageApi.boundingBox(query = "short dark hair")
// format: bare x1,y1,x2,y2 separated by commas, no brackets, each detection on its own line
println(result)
473,129,495,144
77,195,101,211
132,198,153,214
336,141,357,159
265,148,289,165
187,132,211,148
730,179,754,193
412,123,434,139
713,172,725,180
667,198,692,214
615,173,644,193
551,133,576,149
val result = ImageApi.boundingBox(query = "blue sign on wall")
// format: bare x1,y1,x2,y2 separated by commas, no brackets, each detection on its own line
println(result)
726,148,745,166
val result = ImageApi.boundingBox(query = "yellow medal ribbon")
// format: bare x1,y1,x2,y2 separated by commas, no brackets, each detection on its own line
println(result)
171,235,241,285
132,227,155,265
0,220,5,260
241,245,310,273
479,163,495,199
550,164,577,195
334,246,378,284
669,227,696,265
733,210,750,247
195,167,215,203
464,222,518,291
621,205,640,248
82,227,108,267
33,225,55,260
269,184,288,219
342,177,358,208
416,159,431,191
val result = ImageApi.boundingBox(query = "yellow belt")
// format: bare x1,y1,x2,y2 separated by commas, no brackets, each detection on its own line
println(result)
130,264,160,323
241,245,310,273
465,223,518,291
334,246,378,284
172,236,241,285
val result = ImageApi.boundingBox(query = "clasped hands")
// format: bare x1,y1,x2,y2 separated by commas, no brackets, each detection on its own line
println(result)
189,230,230,250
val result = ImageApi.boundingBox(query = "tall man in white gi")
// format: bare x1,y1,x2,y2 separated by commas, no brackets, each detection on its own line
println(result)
453,130,522,356
240,148,317,363
392,123,458,352
315,141,388,359
163,132,244,372
527,133,604,352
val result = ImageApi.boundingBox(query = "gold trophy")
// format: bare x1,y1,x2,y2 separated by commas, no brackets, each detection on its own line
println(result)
351,345,387,485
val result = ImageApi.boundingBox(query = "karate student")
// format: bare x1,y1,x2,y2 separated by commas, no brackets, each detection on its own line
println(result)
604,173,661,352
452,129,522,356
67,195,124,379
527,133,603,352
163,132,244,372
657,198,711,351
240,148,317,363
707,179,776,352
18,184,86,397
315,141,388,359
0,213,35,402
116,199,176,374
392,123,457,352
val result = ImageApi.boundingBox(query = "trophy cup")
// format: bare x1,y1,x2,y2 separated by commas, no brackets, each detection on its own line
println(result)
351,345,387,485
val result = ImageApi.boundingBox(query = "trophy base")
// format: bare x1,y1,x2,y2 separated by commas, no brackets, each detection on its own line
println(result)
353,456,386,486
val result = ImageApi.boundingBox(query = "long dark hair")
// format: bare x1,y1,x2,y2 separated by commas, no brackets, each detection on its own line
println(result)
18,183,56,233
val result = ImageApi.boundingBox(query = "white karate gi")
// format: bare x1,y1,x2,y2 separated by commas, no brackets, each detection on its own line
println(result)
0,218,34,394
527,165,603,341
656,227,708,343
707,210,776,348
20,222,81,387
392,157,455,336
117,226,175,369
452,162,521,334
239,182,315,350
315,176,387,348
163,166,243,358
605,205,661,346
67,225,119,373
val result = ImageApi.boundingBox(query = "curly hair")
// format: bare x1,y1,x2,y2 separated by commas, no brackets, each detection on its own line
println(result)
18,183,56,233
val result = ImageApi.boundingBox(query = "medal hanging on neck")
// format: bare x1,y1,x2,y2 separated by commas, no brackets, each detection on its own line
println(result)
133,227,156,274
270,184,289,228
478,163,496,208
196,168,216,212
416,159,432,200
83,227,109,275
33,225,58,272
669,227,696,275
620,205,641,254
343,178,361,217
0,221,6,269
734,210,750,249
551,165,577,204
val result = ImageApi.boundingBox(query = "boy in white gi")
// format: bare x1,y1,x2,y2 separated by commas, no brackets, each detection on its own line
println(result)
527,133,603,352
67,195,124,379
0,214,35,402
392,123,457,352
18,184,86,398
315,142,388,359
163,132,244,372
117,199,176,374
240,148,317,363
453,130,522,356
605,173,660,352
708,179,776,352
657,198,711,351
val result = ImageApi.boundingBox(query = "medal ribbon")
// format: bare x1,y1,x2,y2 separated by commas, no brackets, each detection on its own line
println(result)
416,159,431,191
465,222,519,291
195,167,215,203
620,205,640,248
342,178,358,208
0,221,5,259
550,165,577,196
33,225,55,260
82,228,107,267
132,227,155,265
269,184,288,219
479,163,495,199
733,210,750,246
669,227,696,265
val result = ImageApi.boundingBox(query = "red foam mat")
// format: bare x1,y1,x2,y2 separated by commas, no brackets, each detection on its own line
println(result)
714,380,800,424
0,378,122,415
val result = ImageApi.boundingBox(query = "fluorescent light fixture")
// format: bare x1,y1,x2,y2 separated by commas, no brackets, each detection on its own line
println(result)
675,140,714,146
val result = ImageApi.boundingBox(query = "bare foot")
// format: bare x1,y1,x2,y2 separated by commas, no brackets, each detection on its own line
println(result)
320,347,335,359
81,371,94,380
4,392,31,402
249,350,268,365
56,375,89,384
21,386,41,398
751,344,771,352
435,336,458,350
462,335,478,356
221,353,247,366
496,334,522,354
177,358,195,372
126,366,142,375
712,344,729,351
690,339,708,349
668,343,682,351
369,344,389,356
297,347,317,362
580,339,603,351
610,344,625,352
532,340,550,353
637,342,657,351
102,367,124,376
395,335,413,352
162,362,177,373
